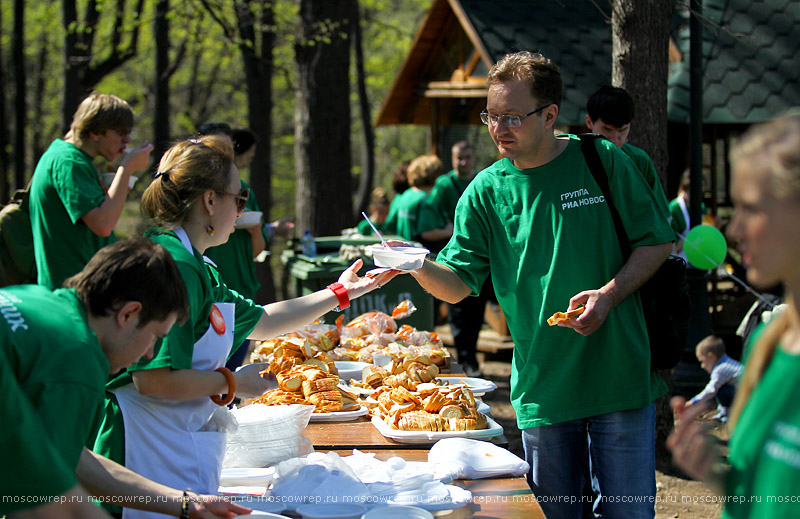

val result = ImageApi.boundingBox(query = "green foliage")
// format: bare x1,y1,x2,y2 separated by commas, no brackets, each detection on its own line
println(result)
3,0,444,217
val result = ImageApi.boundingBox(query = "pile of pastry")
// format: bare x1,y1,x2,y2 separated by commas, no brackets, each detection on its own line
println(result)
367,384,488,432
250,302,449,368
249,336,359,413
348,354,440,391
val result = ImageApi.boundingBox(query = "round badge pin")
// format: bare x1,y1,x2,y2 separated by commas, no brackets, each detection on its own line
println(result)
209,305,226,335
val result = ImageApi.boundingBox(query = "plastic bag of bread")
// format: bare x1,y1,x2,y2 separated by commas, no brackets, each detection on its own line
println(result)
427,438,530,479
223,403,314,468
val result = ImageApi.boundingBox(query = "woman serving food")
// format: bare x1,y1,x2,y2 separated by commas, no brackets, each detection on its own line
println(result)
93,135,394,518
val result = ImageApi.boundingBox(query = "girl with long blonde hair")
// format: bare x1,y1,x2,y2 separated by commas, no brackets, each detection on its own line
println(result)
668,114,800,518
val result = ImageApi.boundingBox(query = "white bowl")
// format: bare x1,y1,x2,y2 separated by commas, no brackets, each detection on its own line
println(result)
296,503,367,519
236,211,263,229
101,173,138,189
361,505,433,519
334,361,371,381
368,245,429,271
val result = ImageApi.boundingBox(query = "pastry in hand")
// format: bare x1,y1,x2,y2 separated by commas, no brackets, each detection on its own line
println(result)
547,305,585,326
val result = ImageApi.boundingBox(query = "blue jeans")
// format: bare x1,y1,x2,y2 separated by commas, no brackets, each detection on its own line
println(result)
522,404,656,519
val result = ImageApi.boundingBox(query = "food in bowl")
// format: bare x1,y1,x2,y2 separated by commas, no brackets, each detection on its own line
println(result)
368,245,429,271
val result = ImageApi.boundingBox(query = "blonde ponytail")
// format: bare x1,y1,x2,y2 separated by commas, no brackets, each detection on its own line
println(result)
728,311,790,431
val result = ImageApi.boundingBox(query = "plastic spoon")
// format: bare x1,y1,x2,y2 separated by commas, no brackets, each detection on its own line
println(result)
361,211,390,248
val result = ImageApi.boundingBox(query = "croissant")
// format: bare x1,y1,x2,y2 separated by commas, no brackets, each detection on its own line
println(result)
394,411,445,432
422,392,447,413
307,390,342,405
302,378,338,396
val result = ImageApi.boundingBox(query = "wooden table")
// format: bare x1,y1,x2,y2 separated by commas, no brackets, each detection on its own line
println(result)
325,449,544,519
299,363,542,517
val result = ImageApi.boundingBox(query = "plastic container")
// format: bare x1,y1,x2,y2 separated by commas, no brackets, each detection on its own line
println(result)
236,211,264,229
101,173,138,189
302,230,318,256
368,245,429,271
281,236,434,331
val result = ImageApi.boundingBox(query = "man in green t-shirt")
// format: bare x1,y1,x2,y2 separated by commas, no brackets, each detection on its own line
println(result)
406,52,673,518
0,239,249,518
429,141,493,376
585,85,670,214
29,93,153,290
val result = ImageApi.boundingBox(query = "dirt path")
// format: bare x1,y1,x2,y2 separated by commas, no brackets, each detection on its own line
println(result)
478,358,723,519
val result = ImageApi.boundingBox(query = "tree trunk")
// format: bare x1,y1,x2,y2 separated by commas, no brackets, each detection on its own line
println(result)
352,0,375,223
153,0,171,167
235,0,277,303
13,0,25,190
294,0,353,236
611,0,677,468
31,39,49,165
0,1,10,202
611,0,675,191
61,0,144,132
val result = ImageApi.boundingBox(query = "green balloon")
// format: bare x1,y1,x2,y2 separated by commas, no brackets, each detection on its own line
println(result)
684,225,727,269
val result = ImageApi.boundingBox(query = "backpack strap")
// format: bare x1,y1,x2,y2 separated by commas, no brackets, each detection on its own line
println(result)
578,133,632,260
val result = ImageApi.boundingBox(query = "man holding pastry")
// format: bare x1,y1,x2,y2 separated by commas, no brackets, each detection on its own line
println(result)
403,51,673,518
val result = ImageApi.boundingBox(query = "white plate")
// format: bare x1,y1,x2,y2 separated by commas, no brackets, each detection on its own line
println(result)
220,467,276,487
436,376,497,396
475,400,491,414
236,513,291,518
236,211,263,229
334,360,370,381
387,484,472,511
296,503,367,518
309,405,368,422
230,496,286,515
370,415,503,443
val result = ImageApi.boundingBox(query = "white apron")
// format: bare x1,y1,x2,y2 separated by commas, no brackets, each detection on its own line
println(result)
113,228,235,519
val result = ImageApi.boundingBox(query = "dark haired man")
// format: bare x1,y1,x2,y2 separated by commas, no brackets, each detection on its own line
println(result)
0,239,249,518
585,85,669,212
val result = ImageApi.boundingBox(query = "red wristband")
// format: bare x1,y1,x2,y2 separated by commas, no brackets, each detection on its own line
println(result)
327,282,350,311
210,367,236,406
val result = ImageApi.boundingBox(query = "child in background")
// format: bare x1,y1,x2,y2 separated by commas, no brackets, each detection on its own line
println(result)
686,335,743,421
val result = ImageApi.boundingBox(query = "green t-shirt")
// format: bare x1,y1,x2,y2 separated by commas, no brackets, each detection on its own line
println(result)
621,143,670,214
95,229,264,469
0,358,77,515
668,194,708,238
0,285,109,475
204,180,267,300
29,139,117,289
436,136,672,428
383,188,447,242
724,346,800,519
429,170,475,223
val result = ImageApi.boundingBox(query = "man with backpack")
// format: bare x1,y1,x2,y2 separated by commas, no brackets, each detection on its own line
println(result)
403,51,673,518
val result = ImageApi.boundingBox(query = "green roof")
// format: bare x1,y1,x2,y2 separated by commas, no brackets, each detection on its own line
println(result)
667,0,800,123
459,0,613,126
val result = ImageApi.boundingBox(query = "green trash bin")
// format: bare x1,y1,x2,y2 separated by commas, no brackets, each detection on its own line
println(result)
281,235,434,331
